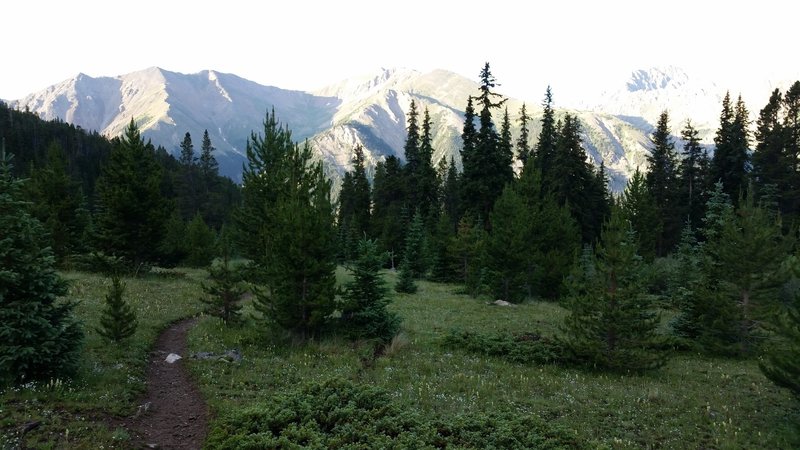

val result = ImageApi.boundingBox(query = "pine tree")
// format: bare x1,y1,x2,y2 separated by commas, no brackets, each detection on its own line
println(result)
560,205,667,371
620,168,661,261
711,93,751,204
236,110,337,338
94,119,170,270
645,111,681,255
461,63,512,226
26,141,90,263
678,120,710,231
338,144,372,259
516,103,532,167
199,129,219,180
486,186,529,302
401,211,427,278
97,276,138,342
429,211,457,283
452,216,487,297
0,149,83,385
442,157,461,228
534,86,558,177
372,156,406,262
760,262,800,397
394,260,418,294
417,108,439,218
341,238,400,342
185,213,217,267
201,227,244,325
179,132,196,166
403,100,421,205
499,107,513,175
702,189,791,355
783,82,800,220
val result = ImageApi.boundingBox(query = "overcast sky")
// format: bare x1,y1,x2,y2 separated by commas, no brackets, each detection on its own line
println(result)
3,0,798,104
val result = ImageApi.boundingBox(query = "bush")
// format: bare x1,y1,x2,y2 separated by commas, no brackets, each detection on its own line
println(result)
441,329,563,365
205,377,582,449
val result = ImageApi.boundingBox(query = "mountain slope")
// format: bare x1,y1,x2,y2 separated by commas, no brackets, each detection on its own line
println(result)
12,67,656,190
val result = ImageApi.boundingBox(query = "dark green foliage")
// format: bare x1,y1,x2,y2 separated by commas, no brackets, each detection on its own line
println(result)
452,216,487,297
371,156,406,261
337,145,371,260
487,186,529,302
711,92,751,204
237,110,337,338
394,264,418,294
199,129,219,180
94,119,170,269
620,168,661,261
560,206,668,372
678,120,710,231
25,141,91,263
96,276,137,342
761,260,800,397
177,132,202,221
179,131,196,166
201,229,244,325
547,113,607,244
159,211,188,267
442,329,563,365
460,63,512,226
205,377,580,450
516,103,532,166
340,238,400,343
441,156,461,228
395,213,424,294
0,150,83,385
428,212,457,283
645,111,681,255
700,190,792,355
185,213,217,268
416,108,439,219
534,86,558,177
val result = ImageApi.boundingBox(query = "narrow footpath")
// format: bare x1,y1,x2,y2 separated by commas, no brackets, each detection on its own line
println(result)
127,318,209,449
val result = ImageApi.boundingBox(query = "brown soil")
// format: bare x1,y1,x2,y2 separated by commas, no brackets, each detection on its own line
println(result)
125,318,209,449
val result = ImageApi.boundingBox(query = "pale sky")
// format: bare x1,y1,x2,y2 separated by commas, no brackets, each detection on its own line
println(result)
3,0,797,105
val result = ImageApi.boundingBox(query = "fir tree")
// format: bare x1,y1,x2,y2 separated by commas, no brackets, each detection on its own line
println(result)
516,103,532,167
185,213,217,267
429,211,457,283
417,108,439,218
0,149,83,385
487,186,529,302
394,260,418,294
711,93,751,204
341,238,400,342
534,86,558,177
560,205,667,371
201,227,244,325
179,132,196,166
97,276,138,342
461,63,512,226
499,107,513,176
401,210,427,278
371,156,406,262
236,110,337,338
452,216,487,297
26,141,90,263
441,157,461,229
760,265,800,397
620,168,661,261
678,120,710,231
645,111,681,255
199,129,219,180
338,144,372,259
177,132,201,220
94,119,170,269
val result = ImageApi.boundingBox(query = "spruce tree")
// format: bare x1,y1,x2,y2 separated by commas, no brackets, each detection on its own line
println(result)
534,86,558,177
620,168,661,261
236,111,337,338
645,111,681,255
403,100,421,205
711,93,750,204
26,141,90,263
94,119,170,269
461,63,512,226
561,205,667,371
338,144,372,259
499,108,513,176
429,211,457,283
0,149,83,385
394,260,418,294
487,186,529,302
341,238,400,342
783,82,800,220
201,227,243,325
199,129,219,180
678,120,710,231
442,157,461,229
371,156,406,262
97,276,138,342
452,216,487,297
760,268,800,397
516,103,532,167
179,132,196,166
185,213,217,267
401,210,427,278
177,132,201,220
417,108,439,218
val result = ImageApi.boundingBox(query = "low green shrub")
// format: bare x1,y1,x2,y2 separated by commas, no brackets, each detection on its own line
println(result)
441,329,563,365
206,377,581,449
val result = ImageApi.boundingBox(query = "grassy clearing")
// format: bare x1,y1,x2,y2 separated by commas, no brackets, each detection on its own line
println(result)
188,271,799,449
0,269,205,449
2,268,798,448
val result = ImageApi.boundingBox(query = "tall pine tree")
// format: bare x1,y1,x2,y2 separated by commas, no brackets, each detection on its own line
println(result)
645,111,681,255
711,93,750,204
678,120,710,232
516,103,532,167
95,119,170,269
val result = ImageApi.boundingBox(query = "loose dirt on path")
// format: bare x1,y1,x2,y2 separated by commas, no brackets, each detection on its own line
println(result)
126,318,209,449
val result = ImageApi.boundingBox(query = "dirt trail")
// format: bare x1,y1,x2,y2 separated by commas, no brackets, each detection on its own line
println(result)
127,318,209,449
